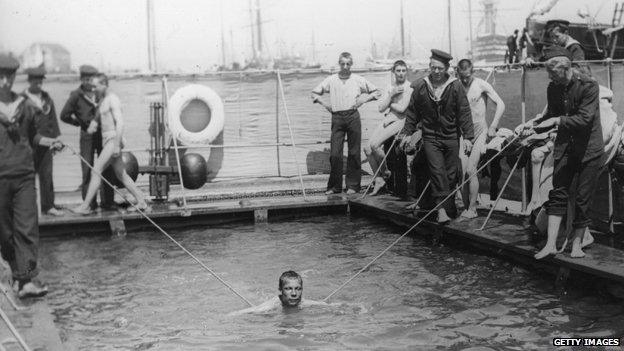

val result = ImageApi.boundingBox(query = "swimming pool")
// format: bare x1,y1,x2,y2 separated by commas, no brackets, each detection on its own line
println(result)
39,215,624,350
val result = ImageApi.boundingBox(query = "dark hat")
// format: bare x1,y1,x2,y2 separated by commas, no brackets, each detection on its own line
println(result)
430,49,453,65
545,19,570,31
542,45,571,61
79,64,98,77
25,67,46,79
0,54,20,73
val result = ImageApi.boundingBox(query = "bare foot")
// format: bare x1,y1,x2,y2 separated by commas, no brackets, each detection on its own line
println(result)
370,178,385,196
437,208,450,224
570,246,586,258
406,202,419,211
71,206,93,215
534,245,558,259
581,230,594,249
459,209,478,220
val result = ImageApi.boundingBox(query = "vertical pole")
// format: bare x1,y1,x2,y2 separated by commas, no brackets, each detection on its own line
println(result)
468,0,473,59
520,65,527,212
400,0,405,57
275,73,282,176
607,60,615,233
447,0,452,56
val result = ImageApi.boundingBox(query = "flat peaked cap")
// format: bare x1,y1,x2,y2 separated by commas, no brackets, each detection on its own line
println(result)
0,55,20,72
79,65,98,77
545,19,570,31
542,45,571,61
430,49,453,65
25,66,46,79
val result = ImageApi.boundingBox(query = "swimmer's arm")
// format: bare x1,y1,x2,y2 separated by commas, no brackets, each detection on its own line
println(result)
378,88,393,113
482,82,505,130
228,297,280,316
300,299,330,307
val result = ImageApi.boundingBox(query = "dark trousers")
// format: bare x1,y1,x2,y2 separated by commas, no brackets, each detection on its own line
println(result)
423,137,460,206
546,154,602,229
33,146,55,212
328,110,362,192
0,176,39,280
80,131,114,209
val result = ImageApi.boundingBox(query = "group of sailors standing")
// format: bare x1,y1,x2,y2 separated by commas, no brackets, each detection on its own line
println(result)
312,19,617,261
0,57,147,299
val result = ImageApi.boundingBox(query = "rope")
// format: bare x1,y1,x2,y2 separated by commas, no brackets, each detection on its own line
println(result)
276,70,308,200
360,133,400,200
64,144,254,307
323,134,522,302
0,306,31,351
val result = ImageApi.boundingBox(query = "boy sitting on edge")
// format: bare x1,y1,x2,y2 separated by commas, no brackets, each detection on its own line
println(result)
230,271,327,315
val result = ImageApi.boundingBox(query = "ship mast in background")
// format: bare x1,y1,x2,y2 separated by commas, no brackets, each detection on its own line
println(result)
146,0,157,72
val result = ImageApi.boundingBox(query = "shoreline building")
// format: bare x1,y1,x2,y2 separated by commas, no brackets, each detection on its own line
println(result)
472,0,507,64
20,42,71,73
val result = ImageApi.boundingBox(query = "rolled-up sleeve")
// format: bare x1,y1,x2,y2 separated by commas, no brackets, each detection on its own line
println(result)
312,77,331,95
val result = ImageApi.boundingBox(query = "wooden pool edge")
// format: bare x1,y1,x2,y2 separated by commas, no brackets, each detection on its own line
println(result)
348,196,624,286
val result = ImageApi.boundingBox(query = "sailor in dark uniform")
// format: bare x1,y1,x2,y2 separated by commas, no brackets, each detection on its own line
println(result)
545,19,590,75
60,65,115,210
22,67,63,216
524,47,604,259
0,55,55,298
399,49,474,223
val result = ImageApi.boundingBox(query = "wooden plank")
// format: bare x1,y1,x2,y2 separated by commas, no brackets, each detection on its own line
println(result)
350,195,624,284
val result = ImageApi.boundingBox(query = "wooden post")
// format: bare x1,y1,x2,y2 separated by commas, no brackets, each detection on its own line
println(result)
520,65,527,213
607,60,615,233
275,72,282,176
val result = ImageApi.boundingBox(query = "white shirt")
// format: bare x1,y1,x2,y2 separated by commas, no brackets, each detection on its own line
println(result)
312,73,378,112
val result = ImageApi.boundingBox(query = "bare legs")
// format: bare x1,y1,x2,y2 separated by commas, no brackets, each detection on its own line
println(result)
364,120,404,196
534,214,563,259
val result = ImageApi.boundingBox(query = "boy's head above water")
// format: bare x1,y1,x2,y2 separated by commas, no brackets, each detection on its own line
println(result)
278,271,303,307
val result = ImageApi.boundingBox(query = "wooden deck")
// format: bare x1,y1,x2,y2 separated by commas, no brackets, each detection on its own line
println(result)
39,194,349,236
349,195,624,284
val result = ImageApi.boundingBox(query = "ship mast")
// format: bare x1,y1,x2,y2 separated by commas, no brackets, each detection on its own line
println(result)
146,0,157,71
400,0,405,56
468,0,473,58
256,0,263,54
249,0,256,59
447,0,452,55
220,1,226,67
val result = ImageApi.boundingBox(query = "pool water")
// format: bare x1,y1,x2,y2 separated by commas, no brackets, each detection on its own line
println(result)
39,216,624,350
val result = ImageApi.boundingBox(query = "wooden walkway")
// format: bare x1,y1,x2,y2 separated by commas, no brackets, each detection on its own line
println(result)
349,195,624,284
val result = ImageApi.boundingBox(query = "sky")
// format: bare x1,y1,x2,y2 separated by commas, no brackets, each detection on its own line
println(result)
0,0,617,72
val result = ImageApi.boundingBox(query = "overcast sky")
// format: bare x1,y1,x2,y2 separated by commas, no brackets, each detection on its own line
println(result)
0,0,616,72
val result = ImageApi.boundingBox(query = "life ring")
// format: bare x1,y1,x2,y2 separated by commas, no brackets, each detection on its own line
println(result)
168,84,225,145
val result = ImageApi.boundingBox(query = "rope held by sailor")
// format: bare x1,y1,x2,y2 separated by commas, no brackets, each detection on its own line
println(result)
64,144,254,307
323,134,522,302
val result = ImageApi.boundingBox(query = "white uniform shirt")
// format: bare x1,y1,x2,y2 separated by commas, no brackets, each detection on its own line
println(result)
312,73,378,112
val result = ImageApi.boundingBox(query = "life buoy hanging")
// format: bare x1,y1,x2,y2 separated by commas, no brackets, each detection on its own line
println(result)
168,84,225,145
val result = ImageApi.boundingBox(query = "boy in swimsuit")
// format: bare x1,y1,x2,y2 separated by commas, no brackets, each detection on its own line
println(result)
230,271,328,315
72,74,149,214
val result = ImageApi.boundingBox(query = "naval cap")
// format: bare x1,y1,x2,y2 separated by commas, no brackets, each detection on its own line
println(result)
430,49,453,65
545,19,570,31
25,66,46,79
79,64,98,77
0,54,20,73
542,45,571,61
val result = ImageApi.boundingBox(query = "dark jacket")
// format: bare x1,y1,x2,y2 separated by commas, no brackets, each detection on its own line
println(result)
401,75,474,141
22,90,60,139
60,85,98,131
537,72,603,162
0,93,41,178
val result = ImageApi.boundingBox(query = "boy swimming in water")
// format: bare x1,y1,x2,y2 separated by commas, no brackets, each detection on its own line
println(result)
230,271,328,315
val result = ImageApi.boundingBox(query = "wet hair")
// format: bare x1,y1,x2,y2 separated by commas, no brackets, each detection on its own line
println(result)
339,52,353,63
279,271,302,290
457,59,473,70
546,56,571,70
392,60,407,72
94,73,109,86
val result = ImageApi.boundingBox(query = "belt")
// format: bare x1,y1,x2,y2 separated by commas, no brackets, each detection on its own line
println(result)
332,109,357,116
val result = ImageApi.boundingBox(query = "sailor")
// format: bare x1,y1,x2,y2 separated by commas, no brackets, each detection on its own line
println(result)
545,19,590,75
22,67,64,216
506,29,519,64
364,60,412,196
399,49,474,223
60,65,115,211
456,58,506,219
523,47,604,259
311,52,380,195
0,55,57,298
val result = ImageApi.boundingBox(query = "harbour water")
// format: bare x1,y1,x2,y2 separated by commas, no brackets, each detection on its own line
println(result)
38,215,624,350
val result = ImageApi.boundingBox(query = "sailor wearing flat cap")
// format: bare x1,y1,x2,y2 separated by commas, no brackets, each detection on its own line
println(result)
0,55,57,298
398,49,474,223
544,19,589,74
22,67,64,217
522,45,604,260
60,64,115,211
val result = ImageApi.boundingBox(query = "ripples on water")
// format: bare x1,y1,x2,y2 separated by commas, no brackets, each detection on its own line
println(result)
38,216,624,350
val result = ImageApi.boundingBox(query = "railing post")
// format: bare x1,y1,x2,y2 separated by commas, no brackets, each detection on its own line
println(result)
520,65,527,213
607,59,615,233
275,71,282,177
